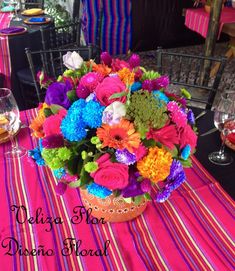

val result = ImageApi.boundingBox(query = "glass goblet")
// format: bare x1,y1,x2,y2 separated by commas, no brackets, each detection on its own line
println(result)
0,88,27,159
208,93,235,166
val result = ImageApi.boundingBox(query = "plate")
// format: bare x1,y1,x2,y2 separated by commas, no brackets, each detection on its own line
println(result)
0,124,21,144
23,17,51,25
21,9,44,16
0,27,27,36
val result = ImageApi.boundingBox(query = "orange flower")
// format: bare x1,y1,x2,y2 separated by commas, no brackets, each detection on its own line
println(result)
97,119,140,152
117,68,135,86
92,63,112,76
137,147,172,183
30,103,49,138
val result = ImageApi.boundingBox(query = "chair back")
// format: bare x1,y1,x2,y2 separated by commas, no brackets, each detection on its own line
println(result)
25,46,94,105
156,48,227,109
40,19,82,51
19,0,44,9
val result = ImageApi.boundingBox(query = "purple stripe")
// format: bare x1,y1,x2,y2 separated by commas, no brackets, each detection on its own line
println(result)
177,189,234,268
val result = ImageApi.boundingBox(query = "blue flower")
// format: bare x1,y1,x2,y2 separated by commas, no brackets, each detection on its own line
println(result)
152,90,169,103
53,168,66,179
131,81,142,92
181,144,191,160
28,147,45,166
60,99,87,141
87,183,112,199
82,100,104,128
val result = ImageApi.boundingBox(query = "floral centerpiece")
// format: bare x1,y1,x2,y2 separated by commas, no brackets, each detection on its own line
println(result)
29,51,197,222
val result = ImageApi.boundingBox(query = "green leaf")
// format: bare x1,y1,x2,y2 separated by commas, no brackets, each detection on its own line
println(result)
109,91,128,100
144,193,152,201
50,104,65,114
123,197,132,204
142,138,157,148
112,190,121,197
167,146,178,158
79,167,93,186
180,158,192,168
67,157,79,175
44,108,53,117
67,89,78,103
68,180,81,188
133,195,143,205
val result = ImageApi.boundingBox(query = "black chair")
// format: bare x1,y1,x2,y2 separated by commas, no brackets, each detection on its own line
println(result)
156,48,227,109
23,46,94,108
19,0,44,9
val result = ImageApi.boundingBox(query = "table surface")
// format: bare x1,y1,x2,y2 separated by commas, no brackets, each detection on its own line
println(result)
185,7,235,38
0,108,234,270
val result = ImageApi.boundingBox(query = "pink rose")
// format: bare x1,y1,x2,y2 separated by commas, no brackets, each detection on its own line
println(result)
90,153,129,190
43,109,66,136
95,77,127,106
111,58,130,72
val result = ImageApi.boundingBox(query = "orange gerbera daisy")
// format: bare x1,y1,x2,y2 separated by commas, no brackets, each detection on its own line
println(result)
96,119,140,152
92,62,112,77
117,68,135,86
29,103,49,138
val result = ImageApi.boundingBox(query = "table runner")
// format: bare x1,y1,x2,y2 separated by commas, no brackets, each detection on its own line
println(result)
185,7,235,38
0,109,234,271
81,0,132,55
0,12,12,89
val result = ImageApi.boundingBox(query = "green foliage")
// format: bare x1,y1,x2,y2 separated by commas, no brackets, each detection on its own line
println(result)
126,90,169,137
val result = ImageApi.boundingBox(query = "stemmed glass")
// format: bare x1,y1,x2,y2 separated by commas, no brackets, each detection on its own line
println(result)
208,93,235,166
9,0,21,21
0,88,27,159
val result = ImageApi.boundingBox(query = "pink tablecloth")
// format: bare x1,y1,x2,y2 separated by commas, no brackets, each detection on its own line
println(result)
0,109,234,270
185,7,235,38
0,12,12,88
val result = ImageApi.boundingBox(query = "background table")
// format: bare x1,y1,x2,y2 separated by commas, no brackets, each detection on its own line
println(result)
0,108,234,270
0,12,53,110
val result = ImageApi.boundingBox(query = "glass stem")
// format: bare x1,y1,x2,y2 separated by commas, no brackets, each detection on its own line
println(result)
8,132,18,153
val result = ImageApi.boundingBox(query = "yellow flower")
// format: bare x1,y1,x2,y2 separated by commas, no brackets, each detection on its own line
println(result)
137,147,172,183
117,68,135,86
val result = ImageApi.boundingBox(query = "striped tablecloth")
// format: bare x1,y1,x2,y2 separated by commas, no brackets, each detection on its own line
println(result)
81,0,132,55
185,7,235,38
0,109,234,271
0,12,12,88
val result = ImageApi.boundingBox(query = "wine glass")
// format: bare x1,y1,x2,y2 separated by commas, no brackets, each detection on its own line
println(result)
9,0,21,21
208,93,235,166
0,88,27,159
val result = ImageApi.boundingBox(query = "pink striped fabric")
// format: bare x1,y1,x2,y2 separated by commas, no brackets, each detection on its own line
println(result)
0,109,234,270
0,12,12,88
185,7,235,38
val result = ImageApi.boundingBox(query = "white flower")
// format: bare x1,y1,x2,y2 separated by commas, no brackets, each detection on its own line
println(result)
63,51,84,70
102,101,126,125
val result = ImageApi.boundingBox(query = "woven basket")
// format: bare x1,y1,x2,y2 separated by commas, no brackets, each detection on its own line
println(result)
80,189,148,223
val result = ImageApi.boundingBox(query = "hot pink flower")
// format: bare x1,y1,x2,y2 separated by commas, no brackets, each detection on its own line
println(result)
111,58,130,72
133,144,148,161
43,109,67,136
179,124,197,150
95,76,127,106
90,153,129,190
147,125,179,150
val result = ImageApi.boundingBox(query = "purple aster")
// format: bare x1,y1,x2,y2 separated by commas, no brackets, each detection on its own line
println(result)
128,54,140,69
142,79,153,92
152,75,170,89
115,149,136,165
167,160,183,181
42,134,64,149
156,188,171,203
45,81,72,109
101,51,112,66
187,110,195,125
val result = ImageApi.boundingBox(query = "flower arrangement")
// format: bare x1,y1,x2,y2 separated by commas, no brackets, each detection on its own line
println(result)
29,51,197,208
